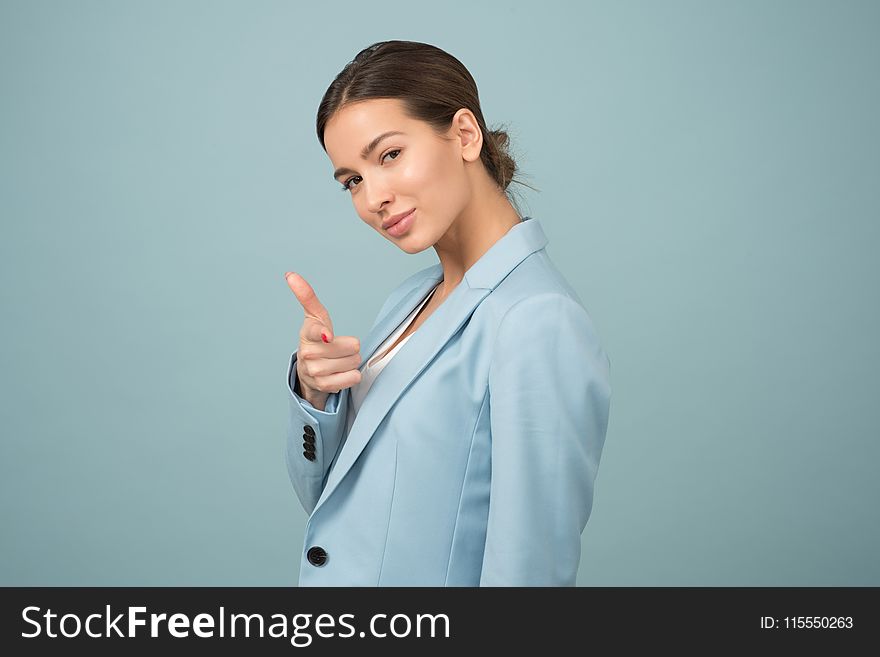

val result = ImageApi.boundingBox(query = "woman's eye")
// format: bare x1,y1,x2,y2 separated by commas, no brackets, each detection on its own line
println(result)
339,149,401,192
340,176,360,192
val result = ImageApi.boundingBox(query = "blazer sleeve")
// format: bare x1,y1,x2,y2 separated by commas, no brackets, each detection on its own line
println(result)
283,266,438,515
480,293,612,586
282,275,414,515
284,350,350,516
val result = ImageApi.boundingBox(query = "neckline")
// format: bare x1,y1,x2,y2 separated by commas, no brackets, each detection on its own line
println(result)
366,283,439,369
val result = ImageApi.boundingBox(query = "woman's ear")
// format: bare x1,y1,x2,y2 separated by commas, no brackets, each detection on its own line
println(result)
451,108,483,163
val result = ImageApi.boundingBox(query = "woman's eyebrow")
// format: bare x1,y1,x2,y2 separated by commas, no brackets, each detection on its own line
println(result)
333,131,406,180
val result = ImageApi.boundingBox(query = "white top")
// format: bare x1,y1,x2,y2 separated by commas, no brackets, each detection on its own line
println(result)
343,282,440,441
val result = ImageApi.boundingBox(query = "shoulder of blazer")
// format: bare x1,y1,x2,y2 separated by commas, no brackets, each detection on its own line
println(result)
477,248,587,318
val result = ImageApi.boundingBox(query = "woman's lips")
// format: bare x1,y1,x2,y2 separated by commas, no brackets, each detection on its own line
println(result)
384,208,415,229
386,209,416,237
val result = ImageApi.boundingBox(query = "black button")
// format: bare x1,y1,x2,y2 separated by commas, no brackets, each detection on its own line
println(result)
303,450,316,461
303,433,316,444
303,425,315,437
303,442,315,452
307,546,328,566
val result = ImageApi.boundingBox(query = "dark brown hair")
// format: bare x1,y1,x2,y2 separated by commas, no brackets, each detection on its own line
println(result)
316,40,536,211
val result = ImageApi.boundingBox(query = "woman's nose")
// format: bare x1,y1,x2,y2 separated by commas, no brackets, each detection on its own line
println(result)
363,180,393,215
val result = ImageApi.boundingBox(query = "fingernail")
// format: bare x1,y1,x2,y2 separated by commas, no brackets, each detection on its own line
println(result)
321,333,329,343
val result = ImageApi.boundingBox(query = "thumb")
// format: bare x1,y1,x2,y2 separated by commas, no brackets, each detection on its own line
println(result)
318,319,334,344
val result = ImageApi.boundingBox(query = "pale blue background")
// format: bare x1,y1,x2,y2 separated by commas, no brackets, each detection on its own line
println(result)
1,0,878,585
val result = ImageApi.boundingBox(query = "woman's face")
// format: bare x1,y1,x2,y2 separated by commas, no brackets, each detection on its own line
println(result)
323,98,474,253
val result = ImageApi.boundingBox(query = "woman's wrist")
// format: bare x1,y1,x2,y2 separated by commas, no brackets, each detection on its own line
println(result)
294,367,329,411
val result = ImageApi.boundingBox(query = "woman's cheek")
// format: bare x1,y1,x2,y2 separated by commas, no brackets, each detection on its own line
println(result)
400,162,422,187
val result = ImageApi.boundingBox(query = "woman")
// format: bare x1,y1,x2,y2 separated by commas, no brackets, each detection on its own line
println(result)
283,40,611,586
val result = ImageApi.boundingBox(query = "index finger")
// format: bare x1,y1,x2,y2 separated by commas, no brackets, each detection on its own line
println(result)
285,272,331,326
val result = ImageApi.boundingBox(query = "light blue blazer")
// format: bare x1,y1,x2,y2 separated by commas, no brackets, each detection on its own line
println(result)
285,216,611,586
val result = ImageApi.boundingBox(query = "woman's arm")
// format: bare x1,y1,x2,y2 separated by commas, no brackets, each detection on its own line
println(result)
285,350,350,515
480,293,612,586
